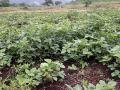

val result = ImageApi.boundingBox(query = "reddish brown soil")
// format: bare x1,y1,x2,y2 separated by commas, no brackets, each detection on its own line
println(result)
0,66,15,80
35,82,68,90
36,63,120,90
116,80,120,90
78,63,111,84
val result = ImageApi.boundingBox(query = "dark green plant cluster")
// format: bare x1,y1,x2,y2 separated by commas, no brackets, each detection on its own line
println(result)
0,10,120,89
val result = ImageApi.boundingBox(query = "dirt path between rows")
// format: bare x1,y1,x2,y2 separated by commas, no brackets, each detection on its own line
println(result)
0,9,86,14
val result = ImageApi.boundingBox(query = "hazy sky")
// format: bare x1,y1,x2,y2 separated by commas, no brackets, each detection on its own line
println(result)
10,0,74,5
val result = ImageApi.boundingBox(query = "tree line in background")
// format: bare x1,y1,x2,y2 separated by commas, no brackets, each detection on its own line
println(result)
0,0,92,7
0,0,9,7
0,0,63,7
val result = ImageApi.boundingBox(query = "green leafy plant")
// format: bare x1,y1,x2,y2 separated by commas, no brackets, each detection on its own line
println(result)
79,60,88,69
68,64,77,71
110,46,120,63
14,59,65,88
66,80,116,90
0,77,31,90
108,63,120,78
61,39,93,61
88,80,116,90
105,46,120,78
66,84,83,90
0,49,11,68
14,64,41,87
39,59,65,82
